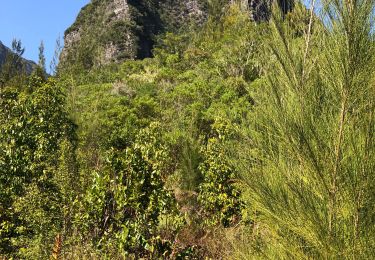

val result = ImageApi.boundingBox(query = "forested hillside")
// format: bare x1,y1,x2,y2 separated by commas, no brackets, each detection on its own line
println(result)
0,0,374,259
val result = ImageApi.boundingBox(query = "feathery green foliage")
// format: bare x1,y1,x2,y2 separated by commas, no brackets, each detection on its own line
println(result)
239,0,375,258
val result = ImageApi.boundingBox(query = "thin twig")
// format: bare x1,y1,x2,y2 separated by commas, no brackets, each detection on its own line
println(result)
329,91,347,235
303,0,317,76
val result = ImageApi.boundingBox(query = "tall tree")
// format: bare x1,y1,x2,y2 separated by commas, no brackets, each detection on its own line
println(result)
50,36,62,75
240,1,375,258
38,41,46,72
11,39,25,70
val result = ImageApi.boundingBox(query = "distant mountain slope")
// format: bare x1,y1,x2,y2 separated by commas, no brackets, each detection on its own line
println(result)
0,40,37,74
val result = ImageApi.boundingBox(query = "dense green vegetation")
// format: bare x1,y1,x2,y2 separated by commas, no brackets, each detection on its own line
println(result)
1,0,374,259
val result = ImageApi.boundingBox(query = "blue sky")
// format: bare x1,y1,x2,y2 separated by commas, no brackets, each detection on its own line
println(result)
0,0,89,72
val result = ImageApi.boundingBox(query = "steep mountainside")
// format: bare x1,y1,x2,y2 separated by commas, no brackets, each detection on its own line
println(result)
60,0,207,67
0,42,7,67
0,41,36,74
61,0,293,68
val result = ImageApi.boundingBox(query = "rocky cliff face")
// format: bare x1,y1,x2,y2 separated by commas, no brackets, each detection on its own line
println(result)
61,0,207,68
61,0,292,68
249,0,294,21
62,0,135,62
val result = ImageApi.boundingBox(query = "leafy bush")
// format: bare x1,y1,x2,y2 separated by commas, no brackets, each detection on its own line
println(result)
198,122,243,227
77,123,181,258
0,75,77,258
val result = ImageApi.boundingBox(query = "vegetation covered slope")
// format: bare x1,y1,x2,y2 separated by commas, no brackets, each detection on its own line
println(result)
1,0,374,259
60,0,294,70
